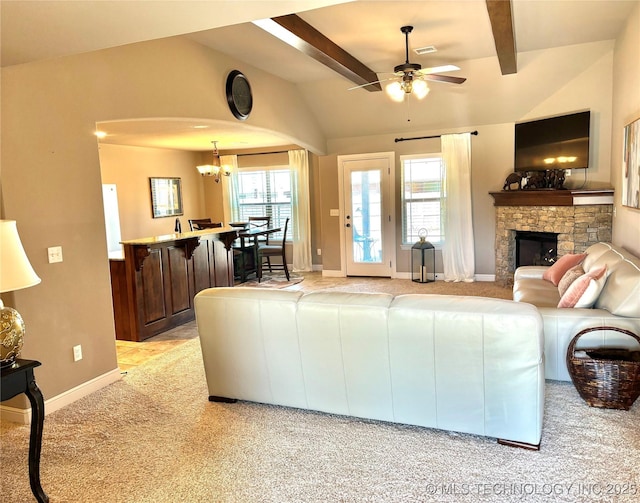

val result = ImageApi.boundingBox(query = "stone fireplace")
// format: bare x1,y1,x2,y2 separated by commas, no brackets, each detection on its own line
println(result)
490,188,614,286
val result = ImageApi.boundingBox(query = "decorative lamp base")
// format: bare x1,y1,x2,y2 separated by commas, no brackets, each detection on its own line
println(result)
0,305,25,368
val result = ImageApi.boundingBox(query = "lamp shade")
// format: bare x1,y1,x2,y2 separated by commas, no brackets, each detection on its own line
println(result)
0,220,41,293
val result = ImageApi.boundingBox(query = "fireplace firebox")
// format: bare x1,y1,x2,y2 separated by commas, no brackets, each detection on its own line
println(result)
515,231,558,268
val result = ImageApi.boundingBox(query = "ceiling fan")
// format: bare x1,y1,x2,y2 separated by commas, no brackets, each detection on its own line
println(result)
351,25,467,101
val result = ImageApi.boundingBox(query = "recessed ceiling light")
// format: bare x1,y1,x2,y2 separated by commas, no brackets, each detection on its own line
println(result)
415,46,437,55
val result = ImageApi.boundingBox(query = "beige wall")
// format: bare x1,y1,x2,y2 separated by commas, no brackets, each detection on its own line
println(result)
99,144,207,239
611,2,640,255
1,37,326,406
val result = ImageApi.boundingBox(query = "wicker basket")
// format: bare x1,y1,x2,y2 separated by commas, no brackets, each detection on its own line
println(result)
566,326,640,410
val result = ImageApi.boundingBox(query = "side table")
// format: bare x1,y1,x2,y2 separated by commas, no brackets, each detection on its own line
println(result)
1,359,49,502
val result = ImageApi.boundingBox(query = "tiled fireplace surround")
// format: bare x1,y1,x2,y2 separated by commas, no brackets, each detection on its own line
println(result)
492,190,613,286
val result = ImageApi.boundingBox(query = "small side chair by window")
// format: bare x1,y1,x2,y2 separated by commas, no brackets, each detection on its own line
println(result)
257,217,290,282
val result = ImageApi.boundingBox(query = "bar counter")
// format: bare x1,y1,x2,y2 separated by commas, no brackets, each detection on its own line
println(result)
109,227,238,341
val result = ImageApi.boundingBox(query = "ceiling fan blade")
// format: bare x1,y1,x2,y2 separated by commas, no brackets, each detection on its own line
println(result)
424,74,467,84
348,77,392,91
416,64,460,75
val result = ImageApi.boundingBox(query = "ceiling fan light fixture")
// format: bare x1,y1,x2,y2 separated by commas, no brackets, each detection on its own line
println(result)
412,79,430,99
385,81,405,102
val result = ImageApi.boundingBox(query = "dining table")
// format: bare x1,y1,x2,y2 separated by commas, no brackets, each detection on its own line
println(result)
233,225,281,282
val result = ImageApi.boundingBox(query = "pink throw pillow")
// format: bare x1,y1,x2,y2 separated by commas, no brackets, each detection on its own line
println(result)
543,253,587,286
557,264,585,297
558,265,608,308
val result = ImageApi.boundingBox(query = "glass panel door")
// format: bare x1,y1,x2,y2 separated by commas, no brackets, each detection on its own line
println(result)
349,169,382,264
341,154,393,277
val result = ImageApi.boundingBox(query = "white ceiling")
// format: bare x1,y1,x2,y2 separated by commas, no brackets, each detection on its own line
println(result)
2,0,637,151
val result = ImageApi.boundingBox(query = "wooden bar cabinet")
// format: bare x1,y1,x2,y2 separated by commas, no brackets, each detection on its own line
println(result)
109,227,238,341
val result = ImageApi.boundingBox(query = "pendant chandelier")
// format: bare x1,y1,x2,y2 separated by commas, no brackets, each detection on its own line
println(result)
196,141,231,183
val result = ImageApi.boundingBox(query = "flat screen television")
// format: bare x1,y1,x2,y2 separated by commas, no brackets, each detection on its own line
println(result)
514,111,590,172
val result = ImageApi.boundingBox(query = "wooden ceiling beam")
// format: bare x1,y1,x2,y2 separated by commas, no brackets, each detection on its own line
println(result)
255,14,382,92
486,0,517,75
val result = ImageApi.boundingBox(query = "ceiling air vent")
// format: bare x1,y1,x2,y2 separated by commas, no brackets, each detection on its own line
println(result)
414,46,437,55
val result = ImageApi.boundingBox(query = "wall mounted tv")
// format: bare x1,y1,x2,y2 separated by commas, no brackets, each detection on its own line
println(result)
514,111,590,172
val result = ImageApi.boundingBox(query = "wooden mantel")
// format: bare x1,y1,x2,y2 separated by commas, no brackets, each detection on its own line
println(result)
490,187,614,206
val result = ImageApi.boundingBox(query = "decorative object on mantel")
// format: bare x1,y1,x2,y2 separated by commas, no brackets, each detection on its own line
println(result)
0,220,42,367
622,116,640,209
522,169,566,190
196,141,231,182
503,172,523,190
503,169,567,192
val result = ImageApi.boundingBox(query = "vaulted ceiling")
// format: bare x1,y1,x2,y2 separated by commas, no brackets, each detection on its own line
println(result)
2,0,637,151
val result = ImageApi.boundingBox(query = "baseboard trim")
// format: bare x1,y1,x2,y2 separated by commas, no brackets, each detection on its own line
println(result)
475,274,496,282
0,368,122,425
321,269,345,277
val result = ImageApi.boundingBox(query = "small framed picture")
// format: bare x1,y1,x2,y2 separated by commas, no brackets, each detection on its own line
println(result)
622,117,640,209
150,177,183,218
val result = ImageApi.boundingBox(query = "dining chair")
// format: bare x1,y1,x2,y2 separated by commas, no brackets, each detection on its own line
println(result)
188,218,212,231
248,216,271,241
249,216,272,268
257,217,290,282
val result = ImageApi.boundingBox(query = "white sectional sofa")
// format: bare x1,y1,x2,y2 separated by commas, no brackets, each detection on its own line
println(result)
513,242,640,381
195,288,545,448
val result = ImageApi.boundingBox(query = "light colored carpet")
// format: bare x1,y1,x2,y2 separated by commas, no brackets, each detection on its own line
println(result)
2,281,639,502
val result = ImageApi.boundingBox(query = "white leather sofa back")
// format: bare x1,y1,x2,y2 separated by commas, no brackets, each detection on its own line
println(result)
585,243,640,318
195,288,545,447
513,242,640,381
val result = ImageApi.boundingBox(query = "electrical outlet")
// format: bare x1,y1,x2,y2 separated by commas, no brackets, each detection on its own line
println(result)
73,345,83,362
48,246,63,263
317,248,322,256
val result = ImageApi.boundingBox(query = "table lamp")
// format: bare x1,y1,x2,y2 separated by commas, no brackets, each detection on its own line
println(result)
0,220,41,367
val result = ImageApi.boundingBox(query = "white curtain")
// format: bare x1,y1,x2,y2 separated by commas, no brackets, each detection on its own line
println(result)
441,133,475,282
289,149,313,271
221,155,239,223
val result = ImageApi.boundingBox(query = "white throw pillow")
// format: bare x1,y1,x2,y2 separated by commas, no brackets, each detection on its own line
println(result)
558,265,608,308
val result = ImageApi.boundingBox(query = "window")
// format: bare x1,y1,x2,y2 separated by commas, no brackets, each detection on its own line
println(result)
235,167,292,240
401,154,444,245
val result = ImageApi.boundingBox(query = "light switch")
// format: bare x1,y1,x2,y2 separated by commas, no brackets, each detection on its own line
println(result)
48,246,63,263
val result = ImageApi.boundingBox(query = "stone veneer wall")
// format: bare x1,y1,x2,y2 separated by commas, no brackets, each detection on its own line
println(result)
495,204,613,285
